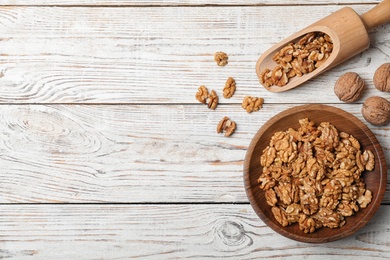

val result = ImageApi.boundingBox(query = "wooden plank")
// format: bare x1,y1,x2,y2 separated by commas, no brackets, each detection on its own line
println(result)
0,5,388,103
0,204,389,259
0,104,388,203
0,1,380,6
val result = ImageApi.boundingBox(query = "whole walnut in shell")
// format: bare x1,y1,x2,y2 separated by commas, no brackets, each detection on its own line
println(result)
362,96,390,126
334,72,365,103
373,63,390,92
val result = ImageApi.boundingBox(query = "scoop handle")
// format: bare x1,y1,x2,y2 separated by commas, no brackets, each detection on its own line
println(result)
361,0,390,31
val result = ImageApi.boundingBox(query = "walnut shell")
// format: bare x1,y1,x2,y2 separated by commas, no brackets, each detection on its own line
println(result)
334,72,365,103
373,63,390,92
362,96,390,126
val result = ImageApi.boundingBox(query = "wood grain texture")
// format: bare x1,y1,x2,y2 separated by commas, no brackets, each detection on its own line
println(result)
0,104,388,203
0,1,389,258
0,5,388,103
0,204,389,259
0,1,381,6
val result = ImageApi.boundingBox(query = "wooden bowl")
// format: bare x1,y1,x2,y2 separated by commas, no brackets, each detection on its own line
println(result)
243,104,387,243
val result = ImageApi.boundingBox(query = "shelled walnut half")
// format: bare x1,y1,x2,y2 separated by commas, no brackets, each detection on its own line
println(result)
214,52,228,66
195,86,219,110
223,77,236,98
242,96,264,113
217,116,236,137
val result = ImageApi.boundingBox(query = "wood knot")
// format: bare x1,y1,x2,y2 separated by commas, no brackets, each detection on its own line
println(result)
216,221,246,246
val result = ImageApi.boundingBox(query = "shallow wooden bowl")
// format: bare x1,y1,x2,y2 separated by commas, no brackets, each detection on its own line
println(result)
243,104,387,243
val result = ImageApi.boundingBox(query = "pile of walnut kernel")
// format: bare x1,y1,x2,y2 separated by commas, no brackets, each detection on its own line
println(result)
195,52,265,137
260,32,333,88
258,118,374,234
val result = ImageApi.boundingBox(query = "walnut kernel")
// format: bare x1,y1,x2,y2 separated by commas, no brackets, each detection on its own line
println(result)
362,96,390,126
373,63,390,92
195,85,209,104
223,77,236,98
334,72,365,103
242,96,264,113
214,52,228,66
217,116,236,137
208,90,219,110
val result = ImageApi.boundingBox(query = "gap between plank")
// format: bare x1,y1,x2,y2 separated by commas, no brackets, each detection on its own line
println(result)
0,202,389,205
0,103,363,106
0,202,251,205
0,3,378,8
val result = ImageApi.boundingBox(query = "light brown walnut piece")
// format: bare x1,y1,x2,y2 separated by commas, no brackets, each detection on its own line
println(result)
259,68,274,87
274,182,298,205
257,173,276,190
272,66,289,87
314,208,345,229
298,214,317,234
334,72,365,103
242,96,264,113
285,203,302,224
208,90,219,110
357,189,372,208
300,190,319,215
265,189,278,206
260,146,276,167
216,116,236,137
320,180,342,210
223,77,236,98
337,200,359,217
316,121,339,150
272,206,289,227
258,118,375,234
373,63,390,92
362,96,390,126
214,51,228,66
363,150,375,171
195,85,209,104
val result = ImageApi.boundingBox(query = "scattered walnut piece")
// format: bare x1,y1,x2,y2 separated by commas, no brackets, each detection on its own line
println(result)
223,77,236,98
258,118,374,233
195,85,209,104
216,116,236,137
214,51,228,66
195,86,219,110
334,72,365,103
259,32,333,88
362,96,390,126
373,63,390,92
207,90,219,110
242,96,264,113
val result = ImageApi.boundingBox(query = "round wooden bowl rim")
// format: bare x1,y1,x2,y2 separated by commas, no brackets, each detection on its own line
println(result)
243,104,387,243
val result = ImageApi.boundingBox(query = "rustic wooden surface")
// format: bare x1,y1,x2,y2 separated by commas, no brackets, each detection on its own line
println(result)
0,1,389,259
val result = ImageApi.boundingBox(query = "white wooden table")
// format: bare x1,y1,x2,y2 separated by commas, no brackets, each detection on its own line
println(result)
0,0,389,259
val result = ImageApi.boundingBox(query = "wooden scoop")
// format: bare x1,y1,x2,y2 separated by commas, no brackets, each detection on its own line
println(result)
256,0,390,93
